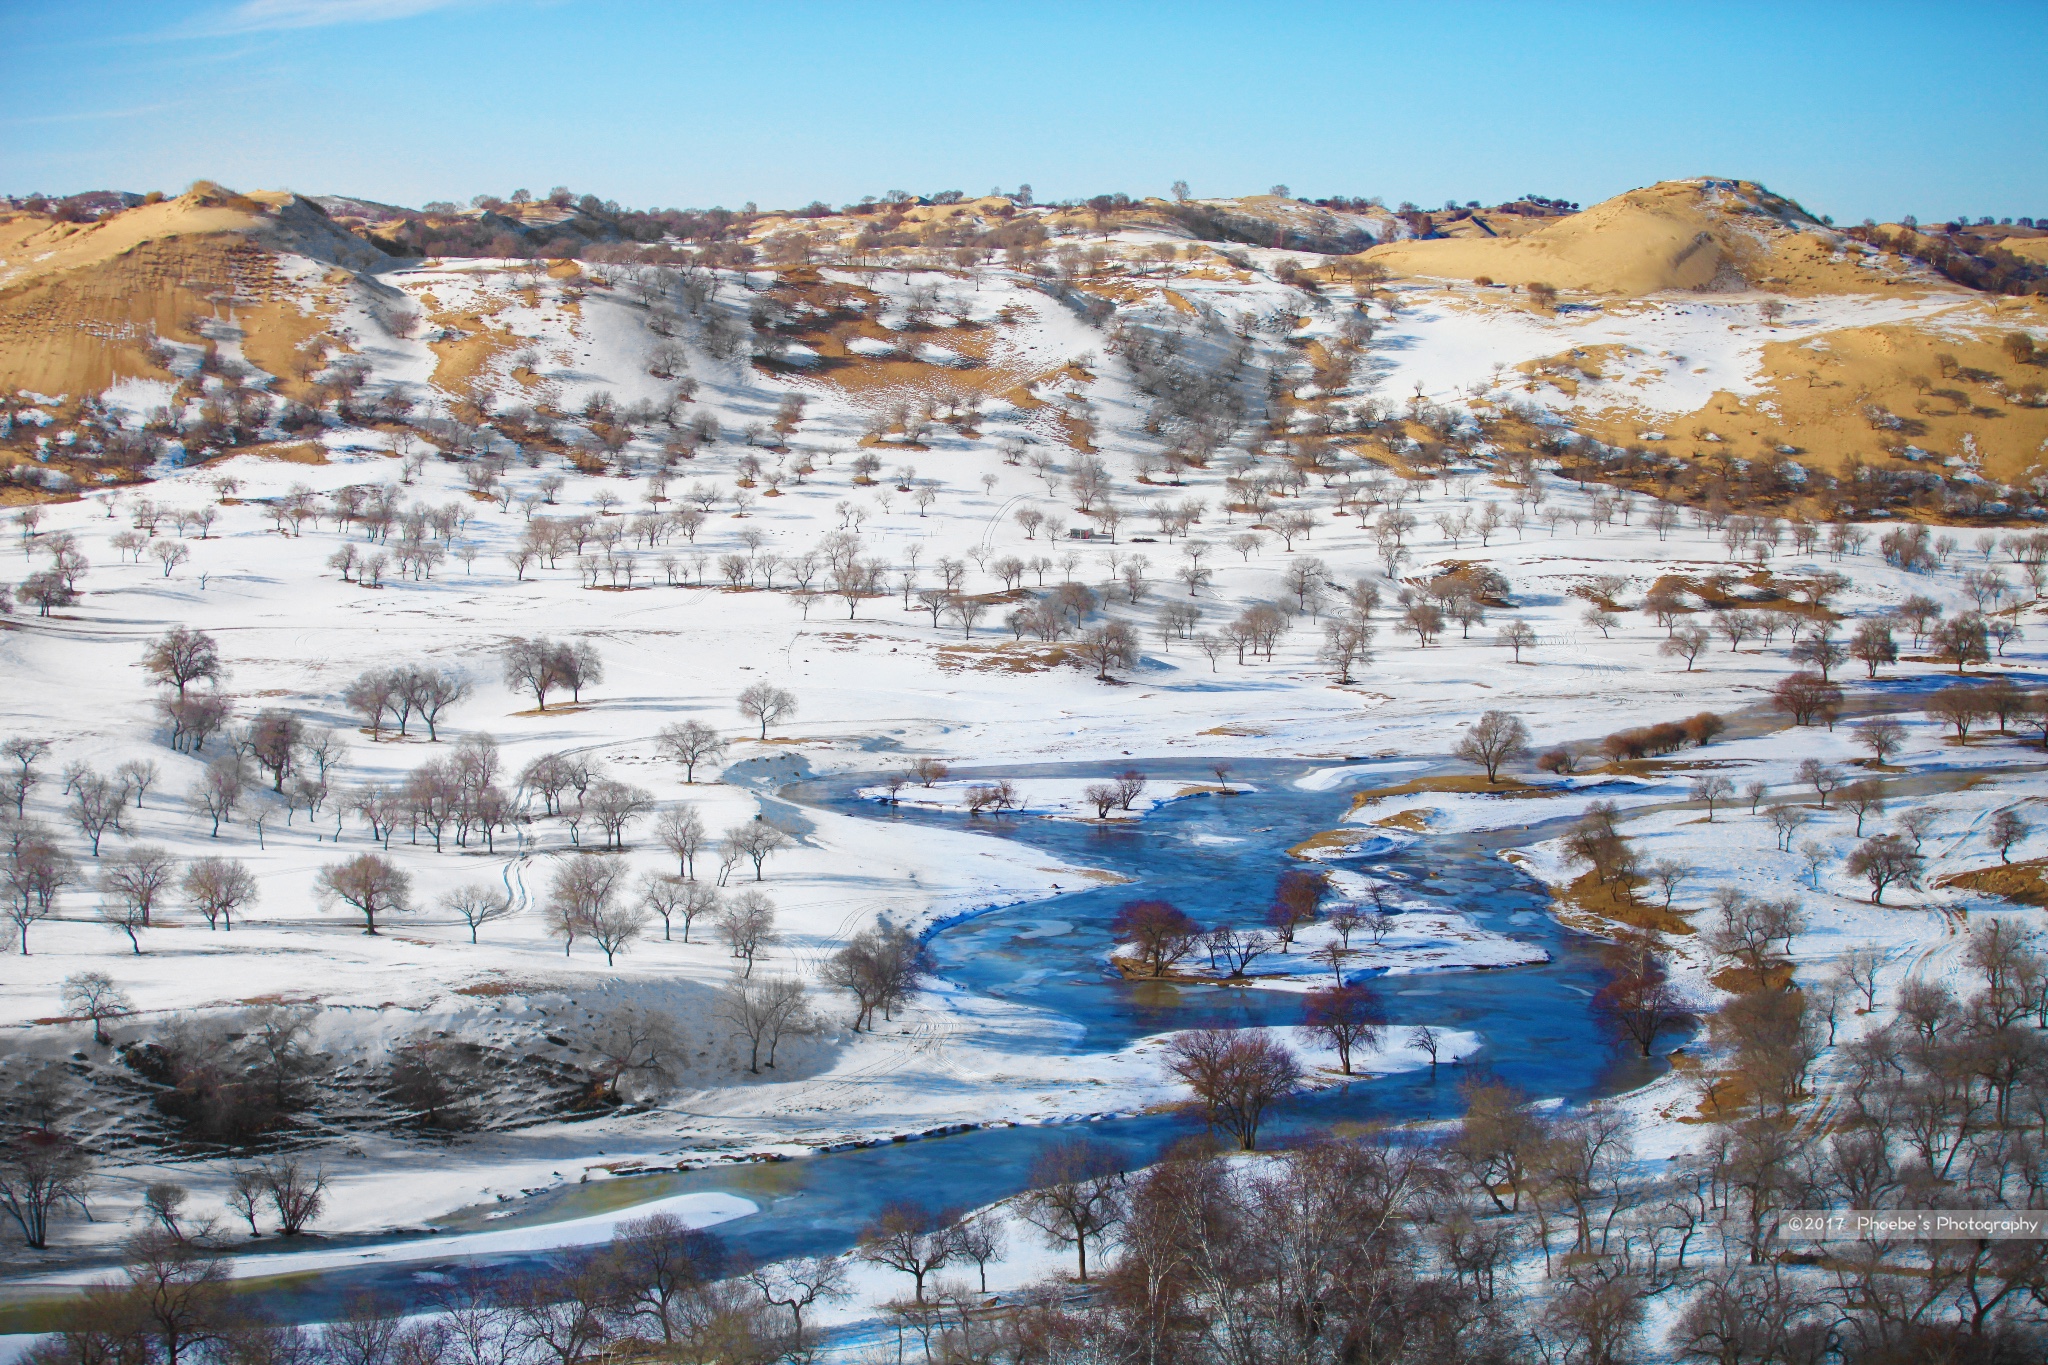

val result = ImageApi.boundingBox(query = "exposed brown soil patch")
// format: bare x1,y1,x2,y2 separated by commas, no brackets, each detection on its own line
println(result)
1549,869,1694,937
1710,962,1797,995
1347,773,1549,809
1287,827,1386,857
935,641,1073,673
1371,809,1432,832
1938,857,2048,907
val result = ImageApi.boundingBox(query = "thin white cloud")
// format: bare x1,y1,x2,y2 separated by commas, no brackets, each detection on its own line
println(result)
197,0,481,35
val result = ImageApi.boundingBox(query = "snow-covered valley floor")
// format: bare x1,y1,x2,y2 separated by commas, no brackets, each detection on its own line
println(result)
3,250,2046,1356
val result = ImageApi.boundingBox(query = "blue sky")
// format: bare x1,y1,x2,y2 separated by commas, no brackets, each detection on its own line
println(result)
3,0,2043,223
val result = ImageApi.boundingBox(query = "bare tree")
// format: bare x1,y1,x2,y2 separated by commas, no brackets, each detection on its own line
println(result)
1689,775,1735,821
1989,806,2032,863
1766,803,1810,851
1496,618,1537,663
97,845,175,926
579,1004,680,1102
1660,625,1711,671
1162,1027,1302,1149
585,778,653,849
1301,981,1386,1074
1928,684,1991,741
737,681,797,739
98,890,149,954
1795,758,1842,808
316,853,413,934
400,666,471,741
822,922,932,1030
1849,619,1898,677
656,719,729,782
501,636,597,712
1265,867,1326,952
1593,933,1687,1057
717,973,815,1073
69,773,126,855
343,668,399,738
1454,710,1530,783
1895,804,1940,851
1844,833,1923,904
644,871,718,947
747,1256,849,1357
857,1200,959,1303
1017,1138,1126,1281
61,971,131,1046
0,1131,92,1249
262,1159,327,1235
1319,620,1374,683
1854,717,1906,767
722,820,794,881
951,1209,1007,1293
606,1210,732,1347
191,756,245,836
717,889,778,976
1076,620,1139,680
1,737,51,818
182,855,257,930
544,856,625,956
0,821,71,954
440,882,515,943
1205,924,1275,977
638,870,688,941
1841,779,1886,836
1840,942,1886,1010
1773,671,1842,728
1084,781,1121,819
1108,899,1203,976
585,900,651,965
115,758,159,810
1648,859,1691,908
1408,1024,1443,1074
141,626,223,698
656,803,709,879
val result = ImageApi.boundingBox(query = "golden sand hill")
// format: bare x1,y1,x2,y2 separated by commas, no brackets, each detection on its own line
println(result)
2002,238,2048,267
0,183,385,398
1548,308,2048,485
1367,178,1927,297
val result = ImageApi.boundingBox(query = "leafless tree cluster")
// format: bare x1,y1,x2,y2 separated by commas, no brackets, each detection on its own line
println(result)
500,636,603,712
30,1213,792,1365
716,972,815,1073
508,749,648,851
139,626,234,754
994,1131,1528,1362
1,816,74,953
123,1004,326,1142
1594,711,1726,763
342,663,473,740
13,524,89,617
822,922,934,1030
360,734,517,853
542,857,645,964
716,820,793,885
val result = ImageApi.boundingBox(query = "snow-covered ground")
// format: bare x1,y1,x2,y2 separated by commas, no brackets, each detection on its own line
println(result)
6,241,2047,1351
